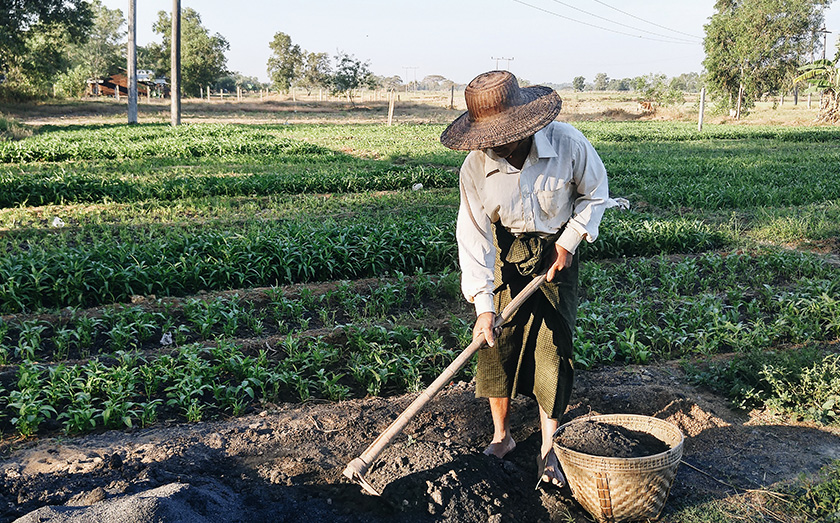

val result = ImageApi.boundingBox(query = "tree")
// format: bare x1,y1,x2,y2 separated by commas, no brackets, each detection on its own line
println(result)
670,72,703,93
703,0,830,114
56,0,125,97
633,73,684,105
0,0,92,68
572,76,585,92
419,74,454,91
593,73,609,91
330,51,376,103
298,52,330,94
0,0,93,99
152,8,229,97
75,1,124,80
266,32,302,92
793,54,840,121
215,72,262,93
377,75,403,91
607,78,632,91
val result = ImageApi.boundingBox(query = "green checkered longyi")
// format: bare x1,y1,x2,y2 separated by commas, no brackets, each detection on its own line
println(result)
474,225,578,420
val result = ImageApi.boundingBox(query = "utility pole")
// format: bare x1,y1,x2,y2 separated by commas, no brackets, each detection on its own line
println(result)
127,0,137,124
818,27,832,61
491,57,514,70
170,0,181,126
402,66,418,92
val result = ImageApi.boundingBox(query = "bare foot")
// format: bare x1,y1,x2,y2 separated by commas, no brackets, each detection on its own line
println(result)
483,434,516,459
538,448,565,488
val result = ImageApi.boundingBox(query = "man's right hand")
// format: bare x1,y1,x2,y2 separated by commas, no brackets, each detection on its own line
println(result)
473,311,496,347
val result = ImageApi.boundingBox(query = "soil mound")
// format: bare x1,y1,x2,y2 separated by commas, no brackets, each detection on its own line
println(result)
12,481,242,523
555,420,671,458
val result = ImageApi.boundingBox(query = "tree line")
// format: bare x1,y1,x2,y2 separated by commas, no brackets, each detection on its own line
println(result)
0,1,454,102
265,32,376,101
1,0,839,120
0,1,239,100
0,2,379,101
567,73,702,106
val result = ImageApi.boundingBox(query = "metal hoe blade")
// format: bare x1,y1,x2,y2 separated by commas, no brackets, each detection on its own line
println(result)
343,457,381,496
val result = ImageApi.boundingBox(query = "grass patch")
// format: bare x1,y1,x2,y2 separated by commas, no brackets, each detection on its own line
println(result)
667,461,840,522
685,344,840,425
747,202,840,247
0,114,32,142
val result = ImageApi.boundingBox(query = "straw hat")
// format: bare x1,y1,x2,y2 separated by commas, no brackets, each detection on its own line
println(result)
440,70,562,151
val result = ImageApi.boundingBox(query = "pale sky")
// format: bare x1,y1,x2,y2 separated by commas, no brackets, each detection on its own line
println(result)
99,0,840,86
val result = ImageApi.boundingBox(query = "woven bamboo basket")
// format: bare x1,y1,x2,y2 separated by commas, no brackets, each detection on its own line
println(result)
553,414,684,523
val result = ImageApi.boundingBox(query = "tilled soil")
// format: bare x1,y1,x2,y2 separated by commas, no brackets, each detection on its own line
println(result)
2,363,839,523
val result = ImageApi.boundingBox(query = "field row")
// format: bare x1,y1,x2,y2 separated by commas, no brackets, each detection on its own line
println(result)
2,249,839,436
1,120,838,438
0,207,726,312
2,123,840,211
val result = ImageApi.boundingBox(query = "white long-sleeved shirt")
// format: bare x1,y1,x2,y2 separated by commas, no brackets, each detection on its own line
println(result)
456,121,612,316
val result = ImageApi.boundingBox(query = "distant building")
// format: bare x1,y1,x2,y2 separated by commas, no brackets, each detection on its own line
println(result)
87,72,170,98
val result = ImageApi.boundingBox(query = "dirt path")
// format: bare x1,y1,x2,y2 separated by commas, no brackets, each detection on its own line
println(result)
2,363,838,522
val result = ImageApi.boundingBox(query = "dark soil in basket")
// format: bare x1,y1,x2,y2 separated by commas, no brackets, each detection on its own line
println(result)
554,420,671,458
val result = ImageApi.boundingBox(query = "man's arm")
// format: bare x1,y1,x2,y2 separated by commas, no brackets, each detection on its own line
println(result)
456,154,498,344
456,156,497,315
552,133,610,269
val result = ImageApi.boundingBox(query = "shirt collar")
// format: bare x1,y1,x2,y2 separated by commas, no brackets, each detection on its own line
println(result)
532,127,557,159
482,127,555,176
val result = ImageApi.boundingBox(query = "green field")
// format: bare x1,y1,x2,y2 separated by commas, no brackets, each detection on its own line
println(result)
1,121,839,439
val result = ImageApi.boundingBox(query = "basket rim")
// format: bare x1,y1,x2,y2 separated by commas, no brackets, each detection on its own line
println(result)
553,414,685,465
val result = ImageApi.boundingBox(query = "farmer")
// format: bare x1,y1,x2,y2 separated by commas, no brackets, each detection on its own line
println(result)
440,70,614,488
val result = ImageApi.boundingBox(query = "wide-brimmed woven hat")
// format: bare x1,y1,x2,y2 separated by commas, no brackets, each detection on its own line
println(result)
440,70,562,151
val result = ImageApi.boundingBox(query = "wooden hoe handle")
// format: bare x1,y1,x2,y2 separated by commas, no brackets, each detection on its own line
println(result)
343,272,547,495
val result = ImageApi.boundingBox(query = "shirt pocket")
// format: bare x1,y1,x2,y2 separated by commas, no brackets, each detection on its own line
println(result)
535,177,574,220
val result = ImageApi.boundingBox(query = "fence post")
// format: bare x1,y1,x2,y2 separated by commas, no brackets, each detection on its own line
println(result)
387,90,395,126
698,88,706,132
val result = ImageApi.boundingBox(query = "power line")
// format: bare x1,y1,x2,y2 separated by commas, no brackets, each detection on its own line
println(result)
587,0,704,40
513,0,700,44
492,56,515,69
548,0,699,43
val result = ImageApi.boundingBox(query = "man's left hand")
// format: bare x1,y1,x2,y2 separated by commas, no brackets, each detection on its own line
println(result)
546,244,572,282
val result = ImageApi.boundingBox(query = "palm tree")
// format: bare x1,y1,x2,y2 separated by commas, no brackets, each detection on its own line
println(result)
793,58,840,123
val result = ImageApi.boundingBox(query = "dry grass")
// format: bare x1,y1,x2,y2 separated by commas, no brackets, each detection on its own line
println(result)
0,89,833,128
0,112,33,140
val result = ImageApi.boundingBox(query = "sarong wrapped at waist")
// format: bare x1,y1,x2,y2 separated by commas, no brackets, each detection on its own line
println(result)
474,224,578,419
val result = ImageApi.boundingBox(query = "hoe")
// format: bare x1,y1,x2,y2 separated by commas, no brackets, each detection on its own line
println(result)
343,272,548,496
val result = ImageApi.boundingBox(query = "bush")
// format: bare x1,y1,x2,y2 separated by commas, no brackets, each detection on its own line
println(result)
686,346,840,425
